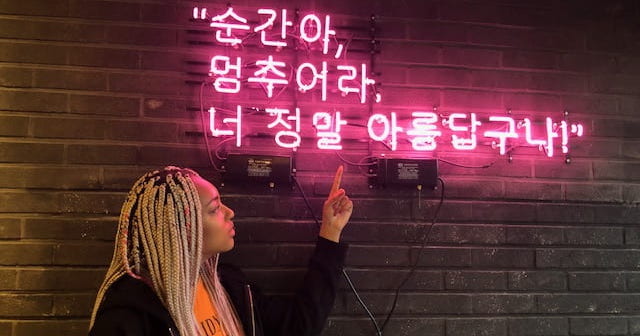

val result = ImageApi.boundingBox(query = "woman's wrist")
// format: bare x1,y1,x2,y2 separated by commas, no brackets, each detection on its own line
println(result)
319,224,342,243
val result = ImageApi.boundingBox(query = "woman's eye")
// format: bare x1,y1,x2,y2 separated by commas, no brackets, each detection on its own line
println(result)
209,206,220,214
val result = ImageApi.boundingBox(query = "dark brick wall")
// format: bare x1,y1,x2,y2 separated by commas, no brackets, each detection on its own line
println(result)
0,0,639,335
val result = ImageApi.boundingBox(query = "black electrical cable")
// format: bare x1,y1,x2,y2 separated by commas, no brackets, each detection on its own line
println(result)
292,176,318,227
437,158,496,169
380,177,445,333
291,176,382,336
335,151,377,167
334,152,378,178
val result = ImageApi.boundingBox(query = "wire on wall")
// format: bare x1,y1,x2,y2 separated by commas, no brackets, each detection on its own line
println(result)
380,177,445,334
437,158,496,169
291,176,382,336
334,152,378,178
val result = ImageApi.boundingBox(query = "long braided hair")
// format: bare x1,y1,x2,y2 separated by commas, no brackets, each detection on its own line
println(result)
89,166,245,336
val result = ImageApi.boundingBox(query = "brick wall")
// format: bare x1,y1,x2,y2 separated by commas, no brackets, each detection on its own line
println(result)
0,0,639,335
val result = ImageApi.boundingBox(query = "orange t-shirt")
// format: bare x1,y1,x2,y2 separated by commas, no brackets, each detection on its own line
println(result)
194,278,227,336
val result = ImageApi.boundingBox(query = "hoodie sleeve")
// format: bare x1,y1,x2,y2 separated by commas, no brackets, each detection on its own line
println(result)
88,275,177,336
254,236,349,336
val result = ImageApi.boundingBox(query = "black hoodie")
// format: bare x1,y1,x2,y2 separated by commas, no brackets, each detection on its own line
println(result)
89,237,348,336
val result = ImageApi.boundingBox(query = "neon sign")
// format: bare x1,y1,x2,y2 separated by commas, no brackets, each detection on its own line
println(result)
191,6,585,158
210,107,584,157
193,5,377,103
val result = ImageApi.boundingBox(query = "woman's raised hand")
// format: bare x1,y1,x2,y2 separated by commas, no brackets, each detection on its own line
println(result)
320,165,353,243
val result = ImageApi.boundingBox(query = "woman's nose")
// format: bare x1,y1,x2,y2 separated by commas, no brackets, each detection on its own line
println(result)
223,204,235,220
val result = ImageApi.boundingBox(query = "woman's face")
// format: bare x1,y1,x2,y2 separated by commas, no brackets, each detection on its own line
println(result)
193,177,235,258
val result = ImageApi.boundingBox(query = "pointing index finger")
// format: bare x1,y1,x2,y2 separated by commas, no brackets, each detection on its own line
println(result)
329,165,344,196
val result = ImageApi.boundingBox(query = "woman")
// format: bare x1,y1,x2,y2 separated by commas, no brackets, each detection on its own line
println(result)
88,166,352,336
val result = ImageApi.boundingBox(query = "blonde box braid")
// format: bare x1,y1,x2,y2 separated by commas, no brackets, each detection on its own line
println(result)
89,167,245,336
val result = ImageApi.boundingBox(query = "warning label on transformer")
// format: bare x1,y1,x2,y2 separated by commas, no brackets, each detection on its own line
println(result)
247,158,272,177
396,162,419,181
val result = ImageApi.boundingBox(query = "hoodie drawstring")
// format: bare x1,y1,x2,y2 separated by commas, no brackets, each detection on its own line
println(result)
245,284,256,336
